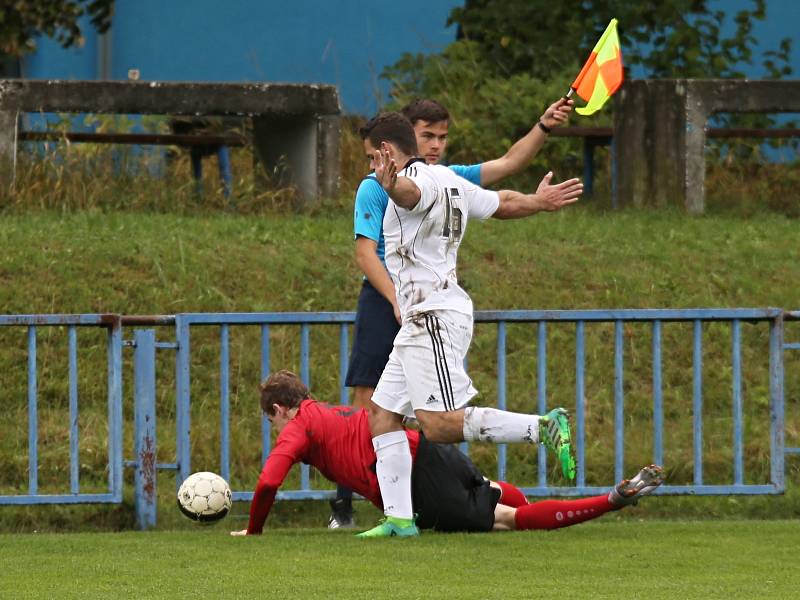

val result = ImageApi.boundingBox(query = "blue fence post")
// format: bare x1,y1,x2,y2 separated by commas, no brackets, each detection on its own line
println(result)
68,326,80,495
652,321,664,467
537,322,547,487
769,315,785,490
496,321,507,482
220,325,230,483
27,326,38,496
175,316,192,485
260,324,271,466
108,318,124,501
614,320,624,483
134,329,157,529
575,321,586,487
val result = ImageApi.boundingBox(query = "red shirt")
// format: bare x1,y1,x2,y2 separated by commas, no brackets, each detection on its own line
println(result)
246,399,420,534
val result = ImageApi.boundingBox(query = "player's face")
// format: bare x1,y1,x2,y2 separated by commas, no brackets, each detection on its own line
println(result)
363,138,379,171
266,405,292,433
413,120,449,164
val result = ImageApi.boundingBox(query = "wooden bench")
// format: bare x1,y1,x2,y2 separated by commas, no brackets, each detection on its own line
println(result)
0,80,341,205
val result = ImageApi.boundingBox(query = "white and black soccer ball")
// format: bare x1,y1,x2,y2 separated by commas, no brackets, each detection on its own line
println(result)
177,471,232,523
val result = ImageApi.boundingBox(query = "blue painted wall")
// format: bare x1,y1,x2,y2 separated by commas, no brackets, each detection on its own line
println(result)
22,0,463,115
20,0,799,116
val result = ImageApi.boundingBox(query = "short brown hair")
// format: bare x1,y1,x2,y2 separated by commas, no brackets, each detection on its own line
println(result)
259,370,309,416
401,99,449,126
358,111,418,156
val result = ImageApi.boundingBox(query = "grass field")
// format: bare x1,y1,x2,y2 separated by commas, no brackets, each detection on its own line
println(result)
1,520,798,599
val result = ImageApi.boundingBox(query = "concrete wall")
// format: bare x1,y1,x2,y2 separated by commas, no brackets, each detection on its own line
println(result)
0,80,341,204
615,79,800,213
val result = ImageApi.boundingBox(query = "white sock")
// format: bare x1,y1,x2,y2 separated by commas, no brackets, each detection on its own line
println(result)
462,406,540,444
372,431,414,519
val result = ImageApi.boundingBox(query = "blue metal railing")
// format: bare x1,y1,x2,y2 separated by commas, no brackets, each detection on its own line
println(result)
0,314,123,505
1,308,797,529
163,308,792,507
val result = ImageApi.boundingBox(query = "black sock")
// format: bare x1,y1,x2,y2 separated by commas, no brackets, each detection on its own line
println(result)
335,485,353,504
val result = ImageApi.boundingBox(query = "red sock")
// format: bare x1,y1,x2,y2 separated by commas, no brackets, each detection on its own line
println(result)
514,494,614,530
496,481,528,508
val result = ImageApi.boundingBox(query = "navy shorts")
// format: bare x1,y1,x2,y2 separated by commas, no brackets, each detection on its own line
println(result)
345,280,400,388
412,435,501,532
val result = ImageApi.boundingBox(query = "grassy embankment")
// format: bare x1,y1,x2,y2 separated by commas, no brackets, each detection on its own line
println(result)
0,206,798,530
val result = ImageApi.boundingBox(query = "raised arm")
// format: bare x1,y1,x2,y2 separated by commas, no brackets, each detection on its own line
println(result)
374,144,421,210
492,171,583,219
479,98,573,187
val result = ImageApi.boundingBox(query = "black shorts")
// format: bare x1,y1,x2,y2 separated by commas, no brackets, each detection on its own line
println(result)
345,280,400,388
412,435,501,532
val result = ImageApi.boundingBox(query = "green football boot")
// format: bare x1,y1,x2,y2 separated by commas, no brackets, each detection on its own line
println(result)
539,407,577,481
356,516,419,538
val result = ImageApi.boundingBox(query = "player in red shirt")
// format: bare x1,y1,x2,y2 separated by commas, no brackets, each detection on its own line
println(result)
232,371,664,536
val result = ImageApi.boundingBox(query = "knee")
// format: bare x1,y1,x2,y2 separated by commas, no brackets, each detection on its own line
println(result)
416,412,453,442
368,404,403,436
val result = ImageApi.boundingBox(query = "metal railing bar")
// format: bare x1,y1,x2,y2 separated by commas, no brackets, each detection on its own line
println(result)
732,320,744,485
300,324,310,491
652,321,664,467
108,324,123,500
339,324,349,405
693,320,704,486
614,320,624,482
27,326,38,495
220,325,231,484
537,322,547,487
576,321,586,487
68,326,79,495
260,324,271,465
496,322,507,482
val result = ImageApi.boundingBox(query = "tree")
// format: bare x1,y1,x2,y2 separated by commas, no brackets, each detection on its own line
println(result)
0,0,113,57
380,0,794,177
447,0,792,80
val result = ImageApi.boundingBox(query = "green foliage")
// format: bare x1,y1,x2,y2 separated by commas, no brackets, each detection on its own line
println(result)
0,0,113,56
382,41,585,188
447,0,792,80
382,1,795,178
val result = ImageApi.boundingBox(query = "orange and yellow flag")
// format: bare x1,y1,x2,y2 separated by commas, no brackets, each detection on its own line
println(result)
571,19,623,116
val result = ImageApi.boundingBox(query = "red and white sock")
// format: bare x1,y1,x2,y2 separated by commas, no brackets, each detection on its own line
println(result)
514,495,614,530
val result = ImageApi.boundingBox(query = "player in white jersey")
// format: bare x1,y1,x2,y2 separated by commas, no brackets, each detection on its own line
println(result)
356,112,584,538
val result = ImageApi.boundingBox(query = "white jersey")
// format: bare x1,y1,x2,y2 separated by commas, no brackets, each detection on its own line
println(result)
383,160,500,320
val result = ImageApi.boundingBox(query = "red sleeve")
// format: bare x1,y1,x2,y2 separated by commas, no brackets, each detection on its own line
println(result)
246,422,310,534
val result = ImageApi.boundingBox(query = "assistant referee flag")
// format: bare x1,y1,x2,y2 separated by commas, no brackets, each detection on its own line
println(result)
571,19,623,116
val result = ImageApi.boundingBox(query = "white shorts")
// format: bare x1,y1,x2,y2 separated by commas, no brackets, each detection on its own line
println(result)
372,310,477,418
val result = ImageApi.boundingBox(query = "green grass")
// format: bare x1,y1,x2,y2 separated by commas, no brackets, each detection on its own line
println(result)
1,520,798,598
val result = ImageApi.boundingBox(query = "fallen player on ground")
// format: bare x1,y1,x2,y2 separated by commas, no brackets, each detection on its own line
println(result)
231,370,664,536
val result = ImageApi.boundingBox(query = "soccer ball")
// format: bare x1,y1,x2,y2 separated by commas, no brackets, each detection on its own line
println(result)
177,471,232,523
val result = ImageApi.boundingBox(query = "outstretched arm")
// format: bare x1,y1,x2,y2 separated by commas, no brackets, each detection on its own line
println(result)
479,98,573,187
232,426,307,535
492,171,583,219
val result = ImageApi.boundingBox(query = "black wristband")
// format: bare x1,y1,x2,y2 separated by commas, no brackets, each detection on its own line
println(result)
537,120,552,134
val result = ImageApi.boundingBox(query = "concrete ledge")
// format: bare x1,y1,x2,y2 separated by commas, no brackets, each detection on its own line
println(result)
0,79,342,203
615,79,800,213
